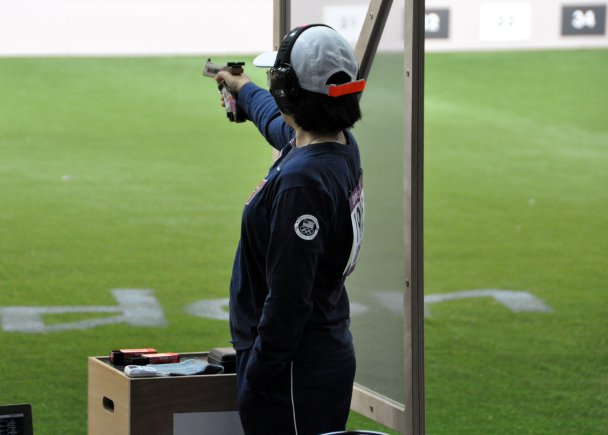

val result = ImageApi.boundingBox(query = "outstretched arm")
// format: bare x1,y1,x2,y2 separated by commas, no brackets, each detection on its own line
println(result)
215,71,293,151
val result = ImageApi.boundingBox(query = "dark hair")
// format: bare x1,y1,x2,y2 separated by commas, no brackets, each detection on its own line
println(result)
292,72,362,134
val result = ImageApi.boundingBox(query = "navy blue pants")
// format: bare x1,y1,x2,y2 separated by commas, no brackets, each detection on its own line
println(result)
236,349,356,435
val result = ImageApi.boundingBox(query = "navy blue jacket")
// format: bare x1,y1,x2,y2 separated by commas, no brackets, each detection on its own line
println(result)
229,83,364,389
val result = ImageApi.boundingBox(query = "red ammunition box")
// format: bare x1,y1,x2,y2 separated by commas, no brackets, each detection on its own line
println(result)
143,353,180,364
110,348,158,365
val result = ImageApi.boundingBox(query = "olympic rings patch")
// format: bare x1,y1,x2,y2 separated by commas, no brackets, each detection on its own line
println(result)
294,215,319,240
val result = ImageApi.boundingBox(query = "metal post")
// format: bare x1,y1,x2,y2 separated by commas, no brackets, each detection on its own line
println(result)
403,0,425,433
273,0,290,49
355,0,394,81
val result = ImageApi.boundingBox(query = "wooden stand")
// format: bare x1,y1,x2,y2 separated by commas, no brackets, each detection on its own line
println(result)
87,353,240,435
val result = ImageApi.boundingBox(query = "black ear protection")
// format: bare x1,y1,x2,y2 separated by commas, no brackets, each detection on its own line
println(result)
268,24,331,114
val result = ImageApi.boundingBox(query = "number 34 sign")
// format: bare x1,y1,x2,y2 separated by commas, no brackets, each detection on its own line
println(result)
562,5,606,35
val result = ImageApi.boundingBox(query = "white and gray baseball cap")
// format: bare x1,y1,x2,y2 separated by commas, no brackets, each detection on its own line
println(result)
254,25,366,97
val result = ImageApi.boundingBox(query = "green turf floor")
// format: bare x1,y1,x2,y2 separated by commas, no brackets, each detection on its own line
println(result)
0,49,607,434
424,49,608,434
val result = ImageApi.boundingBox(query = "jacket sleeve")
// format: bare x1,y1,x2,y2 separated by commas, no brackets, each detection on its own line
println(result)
245,185,331,389
238,82,294,151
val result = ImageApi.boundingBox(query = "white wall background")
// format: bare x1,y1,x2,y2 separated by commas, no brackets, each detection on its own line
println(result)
0,0,606,56
0,0,273,56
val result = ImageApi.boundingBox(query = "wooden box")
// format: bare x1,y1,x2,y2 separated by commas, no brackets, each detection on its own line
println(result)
87,353,241,435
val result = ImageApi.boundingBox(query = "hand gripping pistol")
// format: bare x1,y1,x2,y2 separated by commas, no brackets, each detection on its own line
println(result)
203,59,246,123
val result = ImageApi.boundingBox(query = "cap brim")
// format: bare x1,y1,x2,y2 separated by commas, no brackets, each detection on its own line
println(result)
253,51,278,68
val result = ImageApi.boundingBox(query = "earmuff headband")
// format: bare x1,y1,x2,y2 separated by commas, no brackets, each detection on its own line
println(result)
274,24,332,68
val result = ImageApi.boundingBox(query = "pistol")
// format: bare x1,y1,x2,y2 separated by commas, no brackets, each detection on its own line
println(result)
203,59,246,123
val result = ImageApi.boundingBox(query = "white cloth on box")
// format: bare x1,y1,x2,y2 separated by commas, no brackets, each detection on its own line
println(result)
124,365,160,377
124,359,221,377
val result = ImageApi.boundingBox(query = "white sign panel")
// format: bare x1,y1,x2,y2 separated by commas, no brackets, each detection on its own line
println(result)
323,5,369,43
479,2,532,42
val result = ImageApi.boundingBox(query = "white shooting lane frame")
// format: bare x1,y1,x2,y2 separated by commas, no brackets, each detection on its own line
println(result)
273,1,425,433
